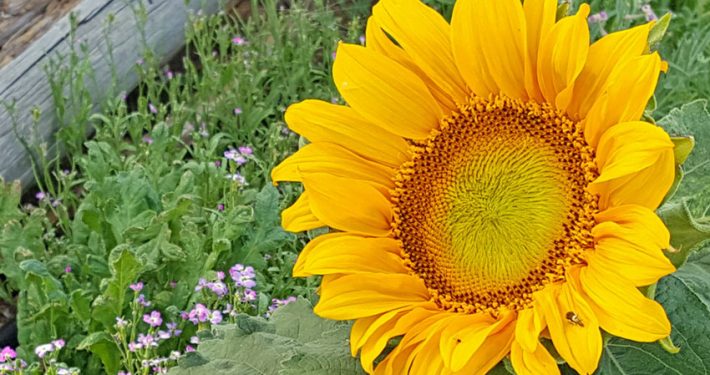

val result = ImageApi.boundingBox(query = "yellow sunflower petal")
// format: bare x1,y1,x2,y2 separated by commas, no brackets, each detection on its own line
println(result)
462,0,527,98
302,173,392,237
315,273,430,320
592,148,675,210
583,52,664,147
351,314,381,356
510,340,560,375
591,121,674,184
280,192,324,233
410,330,447,375
535,283,602,375
523,0,557,101
271,142,395,193
515,306,546,352
454,314,516,374
364,308,442,373
580,266,671,342
285,100,410,168
365,17,457,112
372,0,468,105
451,0,527,98
589,222,675,286
333,43,442,140
438,313,499,371
374,344,418,375
536,4,590,109
567,22,653,118
293,233,408,277
595,204,670,249
450,0,494,96
357,310,407,373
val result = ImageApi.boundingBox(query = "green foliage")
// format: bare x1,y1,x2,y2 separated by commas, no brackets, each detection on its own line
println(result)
1,0,351,371
598,100,710,374
658,100,710,266
1,0,710,373
170,298,364,375
598,245,710,374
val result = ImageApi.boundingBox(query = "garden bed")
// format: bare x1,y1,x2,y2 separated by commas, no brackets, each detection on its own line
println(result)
0,0,709,374
0,0,225,190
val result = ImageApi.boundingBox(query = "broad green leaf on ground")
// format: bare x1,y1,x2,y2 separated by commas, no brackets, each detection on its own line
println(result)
169,298,364,375
597,245,710,374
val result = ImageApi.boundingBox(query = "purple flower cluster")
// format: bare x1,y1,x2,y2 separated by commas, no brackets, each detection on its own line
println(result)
143,311,163,327
136,294,152,307
224,145,252,166
130,281,144,292
0,347,15,362
184,263,259,327
230,264,259,304
185,303,223,325
230,264,256,288
34,339,65,358
125,313,181,352
0,346,26,373
35,191,62,207
226,173,248,186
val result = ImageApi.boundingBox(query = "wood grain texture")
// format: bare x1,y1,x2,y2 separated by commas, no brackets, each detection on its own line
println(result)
0,0,222,189
0,0,82,66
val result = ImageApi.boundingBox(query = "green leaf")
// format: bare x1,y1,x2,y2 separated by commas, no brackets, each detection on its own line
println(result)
19,259,54,280
0,178,22,224
597,245,710,374
658,100,710,265
658,202,710,267
70,289,93,326
77,332,121,374
671,136,695,165
237,185,291,268
169,299,364,375
648,12,672,51
659,100,710,217
92,246,143,328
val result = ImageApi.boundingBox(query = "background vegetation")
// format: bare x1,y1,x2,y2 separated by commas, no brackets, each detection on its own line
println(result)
0,0,709,373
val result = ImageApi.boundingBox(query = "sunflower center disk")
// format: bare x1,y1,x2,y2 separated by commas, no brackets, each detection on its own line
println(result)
392,96,599,314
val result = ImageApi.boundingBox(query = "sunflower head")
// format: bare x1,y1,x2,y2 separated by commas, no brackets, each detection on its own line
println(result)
273,0,676,374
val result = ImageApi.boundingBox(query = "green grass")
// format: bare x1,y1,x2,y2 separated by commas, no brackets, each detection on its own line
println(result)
0,0,708,373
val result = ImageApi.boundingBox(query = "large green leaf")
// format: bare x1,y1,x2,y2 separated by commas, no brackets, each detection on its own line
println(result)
659,99,710,217
77,332,121,375
598,245,710,374
91,246,144,328
657,101,710,265
169,298,364,375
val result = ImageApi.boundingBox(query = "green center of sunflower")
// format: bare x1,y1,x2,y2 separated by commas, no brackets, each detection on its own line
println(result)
392,95,599,314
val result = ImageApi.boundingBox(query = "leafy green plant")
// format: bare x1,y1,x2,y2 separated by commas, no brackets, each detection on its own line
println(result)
170,298,364,375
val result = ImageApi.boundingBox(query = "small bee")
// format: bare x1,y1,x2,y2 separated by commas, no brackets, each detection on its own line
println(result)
565,311,584,327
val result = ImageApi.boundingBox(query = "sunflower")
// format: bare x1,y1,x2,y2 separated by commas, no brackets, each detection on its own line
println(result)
272,0,676,373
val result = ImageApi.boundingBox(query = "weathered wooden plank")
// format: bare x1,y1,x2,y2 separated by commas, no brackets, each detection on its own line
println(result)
0,0,222,189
